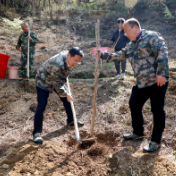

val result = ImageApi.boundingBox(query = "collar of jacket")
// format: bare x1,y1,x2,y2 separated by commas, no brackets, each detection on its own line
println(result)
63,53,71,69
136,29,146,41
131,29,146,46
116,28,124,33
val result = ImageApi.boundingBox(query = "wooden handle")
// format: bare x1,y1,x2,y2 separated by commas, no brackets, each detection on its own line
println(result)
27,30,30,78
90,19,100,136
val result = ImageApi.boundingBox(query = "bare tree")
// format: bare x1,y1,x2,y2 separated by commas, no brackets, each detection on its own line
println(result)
49,0,53,20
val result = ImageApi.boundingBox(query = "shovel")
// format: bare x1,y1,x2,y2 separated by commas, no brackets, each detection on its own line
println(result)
27,30,30,79
66,77,82,144
66,78,96,145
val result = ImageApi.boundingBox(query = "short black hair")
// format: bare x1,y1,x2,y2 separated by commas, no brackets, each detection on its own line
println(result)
69,47,84,57
125,18,141,29
117,18,125,23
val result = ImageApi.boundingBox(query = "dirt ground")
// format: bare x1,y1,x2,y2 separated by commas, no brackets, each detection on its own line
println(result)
0,72,176,176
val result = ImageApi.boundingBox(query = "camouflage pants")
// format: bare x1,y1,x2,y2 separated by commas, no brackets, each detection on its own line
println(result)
19,52,35,78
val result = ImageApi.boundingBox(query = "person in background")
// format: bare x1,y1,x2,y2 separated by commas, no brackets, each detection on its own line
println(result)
16,23,38,80
110,18,130,79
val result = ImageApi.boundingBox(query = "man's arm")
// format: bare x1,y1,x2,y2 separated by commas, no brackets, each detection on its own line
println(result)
149,33,169,86
16,34,22,50
110,32,115,45
100,47,127,62
53,82,69,97
29,32,38,45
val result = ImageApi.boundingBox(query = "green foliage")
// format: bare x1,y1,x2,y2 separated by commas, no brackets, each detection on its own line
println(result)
109,109,113,113
163,3,174,19
145,105,151,110
109,96,115,102
116,89,120,93
1,17,23,32
108,88,113,93
173,151,176,155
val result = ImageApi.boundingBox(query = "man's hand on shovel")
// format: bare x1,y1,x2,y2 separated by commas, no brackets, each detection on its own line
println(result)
67,94,74,102
28,36,32,40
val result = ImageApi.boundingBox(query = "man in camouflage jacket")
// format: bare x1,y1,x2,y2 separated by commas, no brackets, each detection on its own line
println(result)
99,18,169,152
33,47,84,144
16,23,38,78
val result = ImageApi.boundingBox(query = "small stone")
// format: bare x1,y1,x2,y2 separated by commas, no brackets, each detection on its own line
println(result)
30,103,37,112
34,171,39,175
0,110,5,114
2,164,9,169
109,154,113,158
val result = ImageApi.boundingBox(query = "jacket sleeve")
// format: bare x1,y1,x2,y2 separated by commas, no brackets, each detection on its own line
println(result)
110,32,115,45
16,34,22,50
53,82,69,97
30,32,38,45
149,33,169,78
101,47,127,62
46,63,69,97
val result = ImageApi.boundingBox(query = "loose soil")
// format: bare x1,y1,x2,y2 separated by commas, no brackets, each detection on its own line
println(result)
0,73,176,176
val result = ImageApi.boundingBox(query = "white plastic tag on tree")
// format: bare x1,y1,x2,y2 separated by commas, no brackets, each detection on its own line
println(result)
125,0,138,8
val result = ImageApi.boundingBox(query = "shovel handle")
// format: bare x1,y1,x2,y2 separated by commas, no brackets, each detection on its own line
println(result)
66,77,81,143
27,30,30,78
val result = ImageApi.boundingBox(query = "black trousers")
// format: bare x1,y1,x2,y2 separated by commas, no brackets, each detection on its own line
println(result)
129,82,168,144
114,59,126,74
33,86,73,135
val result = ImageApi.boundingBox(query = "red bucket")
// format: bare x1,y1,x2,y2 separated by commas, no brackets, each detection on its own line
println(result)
0,53,11,79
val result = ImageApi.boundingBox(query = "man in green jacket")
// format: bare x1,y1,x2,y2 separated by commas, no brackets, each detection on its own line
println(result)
98,18,169,152
16,23,38,79
33,47,84,144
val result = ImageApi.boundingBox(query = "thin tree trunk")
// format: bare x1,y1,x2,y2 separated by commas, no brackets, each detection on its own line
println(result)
38,0,41,20
90,19,100,137
49,0,53,20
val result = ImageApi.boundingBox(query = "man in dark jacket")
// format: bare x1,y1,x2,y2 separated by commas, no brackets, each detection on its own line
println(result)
111,18,130,79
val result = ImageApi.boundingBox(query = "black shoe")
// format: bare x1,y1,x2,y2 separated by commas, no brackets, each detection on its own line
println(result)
143,141,160,152
33,133,43,144
18,78,23,81
123,132,143,140
24,78,29,81
67,121,84,127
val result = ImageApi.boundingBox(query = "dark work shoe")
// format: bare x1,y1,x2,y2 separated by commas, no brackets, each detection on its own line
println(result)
24,78,29,81
18,78,23,81
143,141,160,152
123,132,143,140
67,121,84,127
33,133,43,144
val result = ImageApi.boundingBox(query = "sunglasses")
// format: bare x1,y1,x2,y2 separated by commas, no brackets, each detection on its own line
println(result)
117,20,124,23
